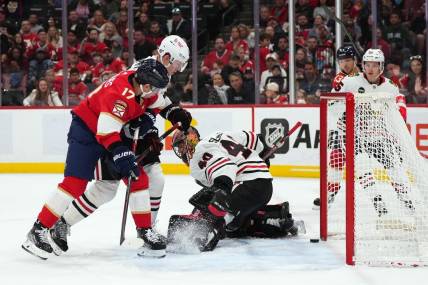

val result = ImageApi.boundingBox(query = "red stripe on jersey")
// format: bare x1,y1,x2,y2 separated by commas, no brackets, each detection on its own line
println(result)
151,201,161,206
77,197,94,214
237,164,268,175
249,131,255,149
207,158,231,178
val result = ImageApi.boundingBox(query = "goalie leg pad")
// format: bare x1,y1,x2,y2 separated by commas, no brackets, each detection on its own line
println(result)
167,213,224,252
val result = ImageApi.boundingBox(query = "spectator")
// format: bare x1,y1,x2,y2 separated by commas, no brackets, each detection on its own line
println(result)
315,24,333,47
260,53,287,92
308,15,326,38
133,29,157,61
28,48,54,91
20,20,37,48
295,0,313,21
305,35,318,63
10,33,26,51
44,69,59,92
400,55,428,104
260,5,271,28
296,89,307,104
238,24,255,49
299,62,323,100
201,36,231,74
68,10,88,40
211,72,229,104
313,0,333,21
409,5,426,55
225,25,249,54
47,26,63,50
273,34,288,68
69,0,98,20
265,64,287,93
89,9,107,29
114,9,128,39
259,33,272,73
101,0,121,20
1,47,28,97
168,7,191,41
0,7,17,36
226,71,253,104
270,0,288,25
62,67,89,106
134,12,151,34
262,82,287,104
100,21,123,50
54,48,90,77
146,20,165,47
237,46,254,76
23,79,62,106
80,27,108,65
26,30,56,60
180,73,193,103
91,47,126,84
221,54,242,85
367,28,391,59
383,10,412,58
28,13,44,34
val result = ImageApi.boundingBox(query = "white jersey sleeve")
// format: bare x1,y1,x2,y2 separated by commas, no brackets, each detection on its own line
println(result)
189,131,271,187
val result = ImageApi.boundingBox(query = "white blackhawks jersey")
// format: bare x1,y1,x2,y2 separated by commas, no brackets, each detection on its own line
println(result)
332,72,407,121
189,131,272,187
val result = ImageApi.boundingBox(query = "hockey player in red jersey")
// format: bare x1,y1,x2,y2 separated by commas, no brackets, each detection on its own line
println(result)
313,45,359,209
22,36,192,260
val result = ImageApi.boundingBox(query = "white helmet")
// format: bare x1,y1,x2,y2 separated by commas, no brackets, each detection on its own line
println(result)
158,35,190,72
362,48,385,74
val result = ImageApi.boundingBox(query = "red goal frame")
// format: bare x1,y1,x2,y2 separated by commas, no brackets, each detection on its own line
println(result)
319,92,355,265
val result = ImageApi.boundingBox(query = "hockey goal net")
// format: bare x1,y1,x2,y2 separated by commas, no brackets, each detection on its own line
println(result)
320,92,428,266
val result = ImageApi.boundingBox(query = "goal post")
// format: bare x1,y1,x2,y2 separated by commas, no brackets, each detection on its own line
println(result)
320,92,428,266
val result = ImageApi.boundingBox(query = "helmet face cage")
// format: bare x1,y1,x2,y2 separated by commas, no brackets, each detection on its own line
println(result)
172,127,200,165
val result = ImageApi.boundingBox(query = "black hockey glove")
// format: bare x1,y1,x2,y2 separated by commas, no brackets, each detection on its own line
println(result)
162,105,192,131
207,176,234,217
110,144,140,179
141,131,163,156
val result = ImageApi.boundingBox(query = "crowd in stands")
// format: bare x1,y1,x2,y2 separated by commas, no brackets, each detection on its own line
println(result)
0,0,427,107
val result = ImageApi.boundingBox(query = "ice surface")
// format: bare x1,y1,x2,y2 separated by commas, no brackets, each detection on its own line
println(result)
1,174,427,285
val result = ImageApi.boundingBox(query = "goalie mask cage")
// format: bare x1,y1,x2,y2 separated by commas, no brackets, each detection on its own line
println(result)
320,92,428,266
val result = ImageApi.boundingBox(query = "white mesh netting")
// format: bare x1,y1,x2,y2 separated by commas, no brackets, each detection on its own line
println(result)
324,92,428,266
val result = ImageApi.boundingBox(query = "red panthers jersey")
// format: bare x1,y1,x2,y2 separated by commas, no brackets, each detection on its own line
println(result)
73,70,162,149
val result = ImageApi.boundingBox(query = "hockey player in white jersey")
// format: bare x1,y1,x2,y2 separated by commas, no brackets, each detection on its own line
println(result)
331,48,413,216
168,127,302,251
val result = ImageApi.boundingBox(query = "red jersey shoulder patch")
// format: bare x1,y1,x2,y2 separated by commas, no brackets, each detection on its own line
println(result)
112,100,128,118
333,72,346,91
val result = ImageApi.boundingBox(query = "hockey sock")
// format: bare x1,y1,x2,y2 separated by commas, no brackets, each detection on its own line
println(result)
38,177,87,228
130,190,151,228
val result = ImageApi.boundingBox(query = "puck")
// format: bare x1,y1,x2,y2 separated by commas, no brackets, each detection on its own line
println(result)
310,238,320,243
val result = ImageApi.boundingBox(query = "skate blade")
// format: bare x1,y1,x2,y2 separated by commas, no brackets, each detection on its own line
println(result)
21,240,51,260
137,246,166,258
47,233,65,256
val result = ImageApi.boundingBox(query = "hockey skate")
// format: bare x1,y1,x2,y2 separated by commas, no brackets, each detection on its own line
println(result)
137,228,167,258
22,220,53,260
48,217,70,256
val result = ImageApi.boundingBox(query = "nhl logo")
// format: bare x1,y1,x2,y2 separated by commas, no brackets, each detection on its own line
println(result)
265,123,285,148
261,118,289,154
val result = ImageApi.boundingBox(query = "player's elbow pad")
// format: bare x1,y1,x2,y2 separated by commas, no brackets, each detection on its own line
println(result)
213,176,233,194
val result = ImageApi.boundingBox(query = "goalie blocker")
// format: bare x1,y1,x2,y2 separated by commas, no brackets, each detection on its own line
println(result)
167,184,300,252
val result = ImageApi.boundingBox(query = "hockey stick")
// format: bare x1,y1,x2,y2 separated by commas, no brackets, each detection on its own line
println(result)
262,121,303,160
120,126,140,245
119,123,180,245
321,6,363,59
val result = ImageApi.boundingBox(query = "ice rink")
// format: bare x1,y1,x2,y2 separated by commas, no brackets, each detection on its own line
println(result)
1,173,427,285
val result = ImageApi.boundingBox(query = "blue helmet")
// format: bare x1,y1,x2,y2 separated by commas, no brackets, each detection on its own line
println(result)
336,46,356,60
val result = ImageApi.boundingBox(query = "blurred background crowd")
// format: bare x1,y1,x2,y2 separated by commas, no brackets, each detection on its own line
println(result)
0,0,427,107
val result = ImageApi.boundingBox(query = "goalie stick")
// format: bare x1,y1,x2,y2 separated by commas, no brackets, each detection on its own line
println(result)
262,121,303,160
119,123,180,245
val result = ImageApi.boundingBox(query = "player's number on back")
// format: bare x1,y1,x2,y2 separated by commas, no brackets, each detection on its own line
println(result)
198,152,213,169
220,140,251,159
